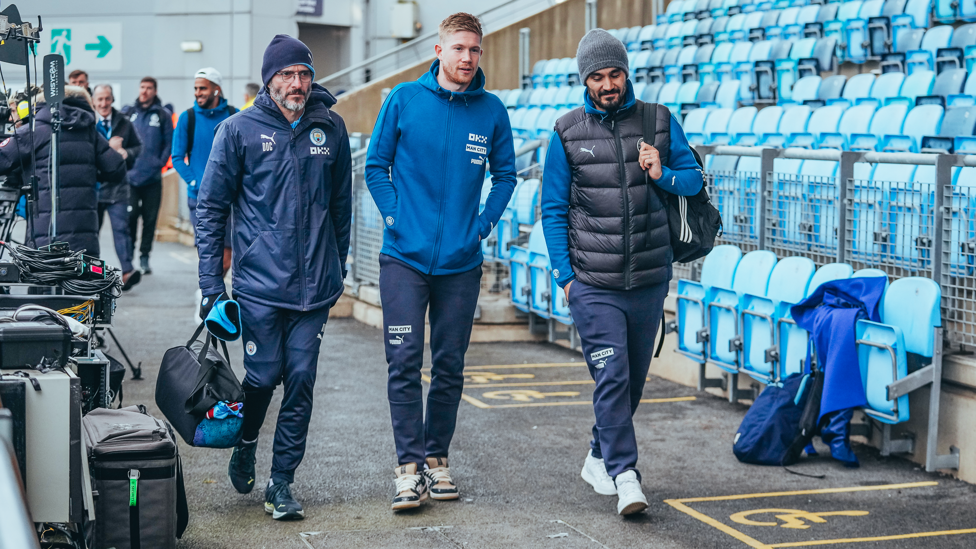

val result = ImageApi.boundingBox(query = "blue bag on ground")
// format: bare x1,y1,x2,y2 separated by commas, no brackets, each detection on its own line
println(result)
733,374,808,465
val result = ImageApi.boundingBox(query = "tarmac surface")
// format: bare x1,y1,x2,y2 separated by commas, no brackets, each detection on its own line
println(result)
103,235,976,549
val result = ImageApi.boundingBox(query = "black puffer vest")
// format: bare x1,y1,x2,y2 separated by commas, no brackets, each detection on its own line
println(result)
553,101,672,290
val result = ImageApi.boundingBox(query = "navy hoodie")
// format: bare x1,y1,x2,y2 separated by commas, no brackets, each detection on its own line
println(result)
365,60,518,275
196,84,352,311
122,96,173,185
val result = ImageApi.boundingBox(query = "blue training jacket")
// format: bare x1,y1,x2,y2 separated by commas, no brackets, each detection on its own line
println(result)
196,84,352,311
172,97,236,200
122,96,173,186
365,60,518,275
541,79,703,288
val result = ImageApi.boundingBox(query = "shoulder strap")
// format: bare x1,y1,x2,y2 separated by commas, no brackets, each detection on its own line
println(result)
641,100,657,153
227,105,238,115
185,108,196,162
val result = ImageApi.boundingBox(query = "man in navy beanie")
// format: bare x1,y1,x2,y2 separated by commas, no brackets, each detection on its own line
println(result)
196,34,352,520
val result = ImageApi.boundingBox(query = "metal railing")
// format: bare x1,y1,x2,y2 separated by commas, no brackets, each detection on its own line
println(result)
318,0,560,93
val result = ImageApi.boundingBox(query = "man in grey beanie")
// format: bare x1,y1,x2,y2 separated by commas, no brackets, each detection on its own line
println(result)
540,28,703,516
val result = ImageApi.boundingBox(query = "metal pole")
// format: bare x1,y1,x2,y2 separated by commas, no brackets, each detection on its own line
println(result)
586,0,599,31
519,27,531,89
758,148,777,251
932,153,955,285
837,151,860,264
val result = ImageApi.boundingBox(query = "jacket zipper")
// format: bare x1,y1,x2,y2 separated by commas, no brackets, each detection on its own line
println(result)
612,118,632,290
290,124,308,310
429,94,454,272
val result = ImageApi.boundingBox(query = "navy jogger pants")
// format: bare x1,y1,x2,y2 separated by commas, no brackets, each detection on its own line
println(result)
379,254,482,469
238,296,330,484
567,280,669,481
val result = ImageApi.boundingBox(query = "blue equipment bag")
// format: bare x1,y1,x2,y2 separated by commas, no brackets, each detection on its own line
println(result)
733,373,818,466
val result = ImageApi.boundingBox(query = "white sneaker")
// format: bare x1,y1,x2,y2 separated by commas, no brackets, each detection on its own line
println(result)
615,470,648,515
580,450,617,495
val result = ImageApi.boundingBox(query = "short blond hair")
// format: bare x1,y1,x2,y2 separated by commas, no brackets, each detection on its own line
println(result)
438,12,483,43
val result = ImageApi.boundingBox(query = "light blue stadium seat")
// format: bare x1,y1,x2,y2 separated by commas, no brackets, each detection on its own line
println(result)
480,178,497,259
527,221,551,319
857,277,939,425
840,73,876,103
898,69,935,103
707,250,778,380
514,179,541,226
714,79,741,109
733,104,784,145
642,82,664,102
638,25,657,50
869,71,905,102
818,102,876,149
674,245,743,365
776,263,855,378
710,105,758,145
962,0,976,21
907,25,953,73
658,81,682,107
934,0,958,22
494,178,525,261
850,103,907,151
508,222,540,312
740,257,816,383
697,107,734,144
760,104,812,146
787,104,844,147
789,75,822,104
682,108,713,145
846,0,886,62
881,104,943,152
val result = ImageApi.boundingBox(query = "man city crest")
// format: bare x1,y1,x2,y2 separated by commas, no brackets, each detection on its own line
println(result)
310,128,326,146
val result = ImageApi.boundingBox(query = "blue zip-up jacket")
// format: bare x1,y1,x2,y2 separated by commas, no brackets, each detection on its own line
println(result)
172,97,235,200
196,84,352,311
122,96,173,186
541,80,703,288
365,60,518,275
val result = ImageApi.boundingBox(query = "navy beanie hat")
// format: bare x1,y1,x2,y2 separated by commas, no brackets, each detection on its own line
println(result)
261,34,315,87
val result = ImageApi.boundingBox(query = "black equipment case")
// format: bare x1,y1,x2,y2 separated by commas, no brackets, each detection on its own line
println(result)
0,321,72,369
83,405,188,549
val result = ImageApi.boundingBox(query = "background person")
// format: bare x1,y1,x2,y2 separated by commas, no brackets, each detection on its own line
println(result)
92,83,143,290
541,29,703,516
365,12,517,512
196,34,352,522
0,86,126,255
122,76,173,275
68,69,91,95
172,67,237,273
242,82,259,110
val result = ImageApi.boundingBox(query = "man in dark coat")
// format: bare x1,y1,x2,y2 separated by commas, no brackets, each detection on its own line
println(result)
196,35,352,521
122,76,173,274
0,86,126,255
93,83,142,290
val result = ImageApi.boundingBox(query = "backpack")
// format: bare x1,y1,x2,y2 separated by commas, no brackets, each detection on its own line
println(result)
732,370,824,466
641,103,723,264
184,104,238,162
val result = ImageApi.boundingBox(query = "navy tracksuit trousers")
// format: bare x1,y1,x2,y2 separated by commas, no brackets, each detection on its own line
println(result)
238,295,331,484
379,254,482,468
567,280,669,481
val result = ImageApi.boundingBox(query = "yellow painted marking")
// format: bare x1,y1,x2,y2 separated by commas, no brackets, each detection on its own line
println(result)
767,528,976,547
729,509,869,530
460,393,491,409
464,362,586,370
453,395,696,409
481,389,581,402
466,372,536,383
464,380,595,388
665,482,949,549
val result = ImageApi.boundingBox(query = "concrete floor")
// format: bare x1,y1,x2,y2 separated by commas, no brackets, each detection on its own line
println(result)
103,236,976,549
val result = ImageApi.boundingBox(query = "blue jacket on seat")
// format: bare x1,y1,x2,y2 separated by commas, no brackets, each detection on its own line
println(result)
365,60,518,275
196,84,352,311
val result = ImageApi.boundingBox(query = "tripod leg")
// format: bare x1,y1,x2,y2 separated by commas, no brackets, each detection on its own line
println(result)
107,328,142,380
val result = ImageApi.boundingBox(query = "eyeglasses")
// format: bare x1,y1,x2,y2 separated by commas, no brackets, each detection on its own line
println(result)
276,70,313,83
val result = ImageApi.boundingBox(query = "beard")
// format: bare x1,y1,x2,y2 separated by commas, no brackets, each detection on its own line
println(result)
442,62,475,88
270,82,309,112
589,86,624,112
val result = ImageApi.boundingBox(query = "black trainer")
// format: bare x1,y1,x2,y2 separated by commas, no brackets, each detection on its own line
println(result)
228,440,257,494
264,481,304,520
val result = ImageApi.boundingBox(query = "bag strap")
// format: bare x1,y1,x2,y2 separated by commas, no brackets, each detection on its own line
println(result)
188,321,207,350
642,100,658,165
185,108,196,162
185,332,233,416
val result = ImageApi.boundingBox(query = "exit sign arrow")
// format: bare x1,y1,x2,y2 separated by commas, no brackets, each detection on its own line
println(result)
84,35,112,58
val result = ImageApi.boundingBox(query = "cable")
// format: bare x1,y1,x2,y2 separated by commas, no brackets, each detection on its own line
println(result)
1,241,122,298
58,300,94,323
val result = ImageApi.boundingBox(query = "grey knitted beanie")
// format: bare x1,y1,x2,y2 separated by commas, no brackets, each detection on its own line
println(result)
576,29,629,83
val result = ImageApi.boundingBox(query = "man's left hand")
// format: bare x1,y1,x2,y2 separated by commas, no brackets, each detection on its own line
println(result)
639,142,663,180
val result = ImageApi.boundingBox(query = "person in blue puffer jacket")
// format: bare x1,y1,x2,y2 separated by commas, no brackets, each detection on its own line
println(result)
195,34,352,521
365,12,517,512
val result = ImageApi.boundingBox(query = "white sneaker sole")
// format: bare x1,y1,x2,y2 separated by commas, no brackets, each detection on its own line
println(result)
264,502,305,520
581,465,617,496
391,490,429,511
618,499,648,516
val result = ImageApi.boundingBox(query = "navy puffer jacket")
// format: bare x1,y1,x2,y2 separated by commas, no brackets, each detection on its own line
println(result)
0,97,126,255
196,84,352,311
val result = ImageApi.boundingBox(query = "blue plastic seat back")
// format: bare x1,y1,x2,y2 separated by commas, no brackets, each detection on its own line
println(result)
730,40,754,63
843,73,876,101
819,75,847,100
780,6,801,26
676,245,742,357
642,82,664,102
749,41,775,62
514,179,541,225
777,105,813,134
683,108,712,144
797,5,821,25
676,81,702,104
704,107,734,137
808,263,854,295
709,251,777,368
853,267,890,283
940,105,976,136
807,104,844,135
701,245,744,288
632,82,648,103
884,277,942,355
899,70,935,102
891,104,943,151
838,1,865,21
857,318,908,422
658,81,682,104
903,0,933,27
714,79,741,109
766,256,816,304
678,45,700,66
753,105,785,136
868,103,908,136
870,72,905,100
712,41,736,63
732,250,779,296
792,75,822,103
932,69,966,98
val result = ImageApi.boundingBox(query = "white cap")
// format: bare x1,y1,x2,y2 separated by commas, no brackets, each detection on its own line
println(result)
194,67,222,88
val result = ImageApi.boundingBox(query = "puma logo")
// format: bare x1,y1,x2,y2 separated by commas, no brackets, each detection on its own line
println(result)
580,146,596,157
261,132,276,145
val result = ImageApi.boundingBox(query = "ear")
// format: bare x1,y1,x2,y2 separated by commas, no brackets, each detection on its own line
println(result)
434,44,443,58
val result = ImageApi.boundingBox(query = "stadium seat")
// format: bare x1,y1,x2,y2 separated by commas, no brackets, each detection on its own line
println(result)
899,69,935,102
682,107,711,144
760,105,812,146
940,104,976,137
527,220,552,319
850,103,908,150
697,107,734,144
882,104,943,152
906,25,953,73
787,104,845,147
697,80,722,104
509,223,540,312
706,250,778,383
769,262,853,379
674,244,743,365
638,25,657,50
819,74,848,100
869,71,905,102
733,104,784,145
790,75,821,103
643,81,664,102
841,73,876,103
710,105,757,144
740,256,816,383
846,0,886,62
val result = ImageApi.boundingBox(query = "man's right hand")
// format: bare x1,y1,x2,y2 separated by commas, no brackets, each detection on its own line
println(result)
199,292,225,321
563,281,573,303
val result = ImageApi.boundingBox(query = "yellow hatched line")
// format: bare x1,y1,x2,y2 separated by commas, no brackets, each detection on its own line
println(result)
668,481,938,504
666,499,770,549
464,380,595,388
456,395,696,409
767,528,976,548
421,363,586,372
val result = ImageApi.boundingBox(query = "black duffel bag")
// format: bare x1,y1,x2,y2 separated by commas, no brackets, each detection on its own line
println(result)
156,322,244,447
